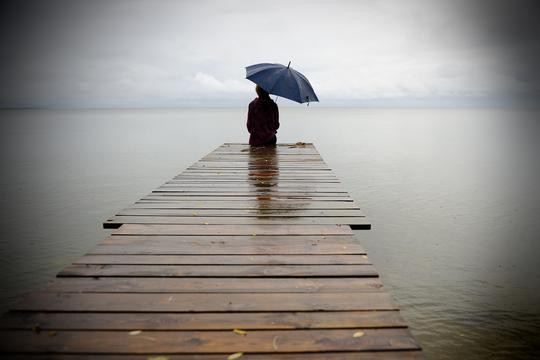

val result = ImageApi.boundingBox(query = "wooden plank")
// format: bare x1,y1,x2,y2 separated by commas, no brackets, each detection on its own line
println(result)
173,178,341,182
0,329,420,353
187,167,333,172
152,193,351,198
181,168,333,172
214,151,322,155
42,277,381,293
201,153,324,157
188,165,331,170
103,234,358,244
73,254,371,265
12,292,398,312
154,187,347,193
172,179,338,183
147,192,352,198
170,179,341,183
0,310,404,330
202,152,323,157
117,209,365,217
105,216,371,228
190,160,328,165
90,237,366,255
131,201,360,209
204,150,319,154
220,142,314,146
201,157,326,162
177,172,338,178
57,264,379,278
141,196,354,202
177,169,334,173
162,183,343,188
151,186,349,196
111,224,353,236
0,351,425,359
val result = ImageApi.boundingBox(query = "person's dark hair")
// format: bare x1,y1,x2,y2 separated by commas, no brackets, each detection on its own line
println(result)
255,85,270,99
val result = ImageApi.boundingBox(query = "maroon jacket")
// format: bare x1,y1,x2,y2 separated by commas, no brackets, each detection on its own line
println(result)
246,97,279,146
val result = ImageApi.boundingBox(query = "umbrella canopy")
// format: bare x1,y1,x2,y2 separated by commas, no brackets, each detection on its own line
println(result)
246,62,319,104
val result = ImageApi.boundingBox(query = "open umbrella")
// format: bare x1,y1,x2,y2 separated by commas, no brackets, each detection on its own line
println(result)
245,62,319,104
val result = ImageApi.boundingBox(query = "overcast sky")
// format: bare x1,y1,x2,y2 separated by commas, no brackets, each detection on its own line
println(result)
1,0,539,108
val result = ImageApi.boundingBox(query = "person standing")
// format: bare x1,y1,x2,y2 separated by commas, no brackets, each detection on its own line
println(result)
246,85,279,146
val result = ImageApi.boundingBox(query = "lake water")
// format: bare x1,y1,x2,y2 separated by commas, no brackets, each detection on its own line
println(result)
1,107,539,359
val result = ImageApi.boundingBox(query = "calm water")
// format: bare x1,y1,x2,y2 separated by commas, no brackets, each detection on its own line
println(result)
1,107,539,359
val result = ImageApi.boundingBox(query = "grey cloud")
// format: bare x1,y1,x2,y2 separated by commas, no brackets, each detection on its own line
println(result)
0,0,538,108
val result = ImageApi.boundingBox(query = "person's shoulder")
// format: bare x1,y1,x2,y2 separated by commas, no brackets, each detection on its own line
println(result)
249,98,258,107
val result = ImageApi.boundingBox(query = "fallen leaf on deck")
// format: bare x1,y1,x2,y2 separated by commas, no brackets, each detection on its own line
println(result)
353,331,365,338
129,330,142,336
228,352,243,360
362,255,368,259
47,331,57,336
141,335,157,342
252,233,256,237
147,357,170,360
273,335,279,350
233,329,247,336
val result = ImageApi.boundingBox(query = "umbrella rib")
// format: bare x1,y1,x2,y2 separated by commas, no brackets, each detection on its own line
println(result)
290,70,304,103
292,69,318,102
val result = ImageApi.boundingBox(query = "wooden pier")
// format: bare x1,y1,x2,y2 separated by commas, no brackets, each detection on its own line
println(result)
0,143,423,359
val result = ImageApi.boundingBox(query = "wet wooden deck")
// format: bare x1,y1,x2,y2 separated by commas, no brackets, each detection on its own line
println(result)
0,143,423,359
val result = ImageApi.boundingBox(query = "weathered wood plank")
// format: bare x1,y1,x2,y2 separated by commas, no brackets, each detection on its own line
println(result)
117,209,365,217
0,310,404,330
104,216,371,228
90,237,365,255
0,329,419,353
148,192,353,197
201,157,326,162
58,264,379,278
154,188,347,193
190,160,329,166
111,224,353,236
189,165,331,170
171,178,340,182
141,197,353,202
0,351,425,359
161,183,344,188
142,195,354,202
42,277,381,293
73,254,371,265
12,292,398,312
132,201,359,209
177,172,337,178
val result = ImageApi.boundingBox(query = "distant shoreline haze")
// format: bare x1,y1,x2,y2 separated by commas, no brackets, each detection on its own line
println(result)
1,95,538,110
